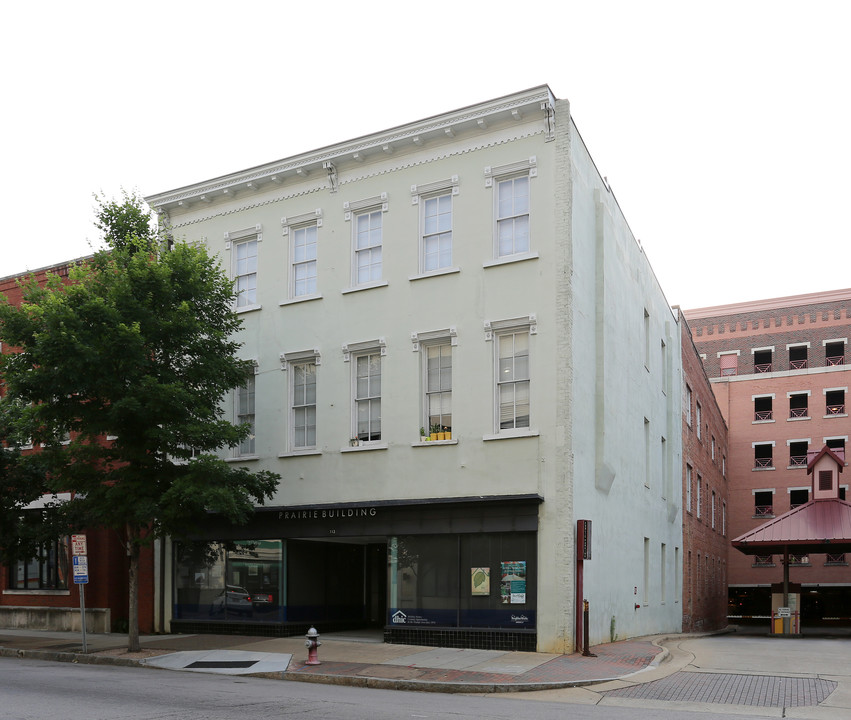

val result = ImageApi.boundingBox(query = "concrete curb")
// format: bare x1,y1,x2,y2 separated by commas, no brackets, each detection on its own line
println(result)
1,644,628,694
280,669,621,694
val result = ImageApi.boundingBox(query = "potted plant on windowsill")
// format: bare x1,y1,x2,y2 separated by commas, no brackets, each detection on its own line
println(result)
350,437,361,447
420,427,429,442
443,426,452,441
430,423,440,441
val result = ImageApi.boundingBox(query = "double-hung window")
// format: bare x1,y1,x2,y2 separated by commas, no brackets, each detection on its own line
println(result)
412,176,459,275
497,176,529,257
484,157,537,263
293,226,318,297
356,211,382,283
344,194,388,290
283,349,320,452
423,195,452,271
485,316,536,434
343,339,385,443
235,367,257,457
282,210,322,302
498,332,530,429
225,225,262,311
412,328,457,438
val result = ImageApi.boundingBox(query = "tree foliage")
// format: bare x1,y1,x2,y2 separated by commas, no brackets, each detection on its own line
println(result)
0,194,279,648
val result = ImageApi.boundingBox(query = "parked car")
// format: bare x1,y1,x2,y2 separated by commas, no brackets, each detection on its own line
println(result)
210,585,253,617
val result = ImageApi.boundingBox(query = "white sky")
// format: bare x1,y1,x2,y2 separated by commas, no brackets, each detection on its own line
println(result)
3,1,849,310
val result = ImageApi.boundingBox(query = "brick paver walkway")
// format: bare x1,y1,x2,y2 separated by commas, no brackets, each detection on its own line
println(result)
604,672,837,707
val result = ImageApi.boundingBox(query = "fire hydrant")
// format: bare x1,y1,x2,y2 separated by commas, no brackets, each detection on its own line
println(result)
305,626,321,665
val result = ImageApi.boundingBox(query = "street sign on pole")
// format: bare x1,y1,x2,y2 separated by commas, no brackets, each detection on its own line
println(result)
72,555,89,584
71,534,87,556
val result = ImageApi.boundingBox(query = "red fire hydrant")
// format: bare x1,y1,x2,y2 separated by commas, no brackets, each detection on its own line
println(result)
305,626,321,665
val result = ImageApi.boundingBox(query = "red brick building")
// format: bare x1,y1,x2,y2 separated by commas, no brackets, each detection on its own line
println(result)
684,289,851,626
678,309,729,631
0,259,155,634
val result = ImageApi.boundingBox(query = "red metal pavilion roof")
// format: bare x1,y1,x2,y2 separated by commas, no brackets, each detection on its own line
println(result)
732,498,851,555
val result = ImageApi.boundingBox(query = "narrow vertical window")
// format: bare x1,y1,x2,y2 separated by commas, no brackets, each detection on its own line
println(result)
355,210,383,284
292,225,318,297
686,464,693,512
292,362,317,449
643,537,650,605
422,194,452,272
237,374,256,456
235,239,258,308
497,331,530,430
496,176,530,257
696,475,702,518
355,352,382,441
426,343,452,434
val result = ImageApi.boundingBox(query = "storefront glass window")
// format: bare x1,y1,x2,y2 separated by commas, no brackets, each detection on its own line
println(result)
174,540,283,623
388,532,535,629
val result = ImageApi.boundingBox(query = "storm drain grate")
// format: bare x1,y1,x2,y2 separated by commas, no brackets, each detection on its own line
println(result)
185,660,259,669
604,672,837,707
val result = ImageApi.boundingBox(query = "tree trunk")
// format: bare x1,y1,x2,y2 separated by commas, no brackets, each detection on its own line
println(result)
127,536,141,653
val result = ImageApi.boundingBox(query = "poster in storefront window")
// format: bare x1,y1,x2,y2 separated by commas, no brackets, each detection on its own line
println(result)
500,560,526,604
471,567,490,596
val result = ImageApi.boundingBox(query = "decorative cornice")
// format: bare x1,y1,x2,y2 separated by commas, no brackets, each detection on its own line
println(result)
164,129,544,231
144,86,555,212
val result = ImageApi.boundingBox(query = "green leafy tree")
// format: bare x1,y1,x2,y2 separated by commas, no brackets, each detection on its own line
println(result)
0,194,279,651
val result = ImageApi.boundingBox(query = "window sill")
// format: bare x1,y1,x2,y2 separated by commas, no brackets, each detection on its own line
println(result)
787,416,810,422
226,455,260,463
235,304,262,314
752,467,775,471
280,293,323,306
824,413,848,419
482,429,539,441
482,252,539,269
342,281,388,295
752,419,775,424
341,443,388,453
278,449,322,458
409,267,461,282
3,589,71,596
786,465,808,470
412,439,458,447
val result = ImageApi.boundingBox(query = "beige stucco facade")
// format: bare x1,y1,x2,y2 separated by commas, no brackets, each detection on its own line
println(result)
146,85,682,651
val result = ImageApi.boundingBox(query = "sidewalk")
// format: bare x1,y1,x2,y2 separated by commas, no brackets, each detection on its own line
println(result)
0,627,665,693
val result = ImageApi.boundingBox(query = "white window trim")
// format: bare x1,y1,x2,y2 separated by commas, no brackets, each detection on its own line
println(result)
281,349,321,454
823,338,848,346
751,346,775,354
717,350,741,357
412,176,460,275
484,315,537,437
485,156,537,263
225,225,262,313
787,342,811,349
344,193,388,291
343,338,386,448
282,210,322,303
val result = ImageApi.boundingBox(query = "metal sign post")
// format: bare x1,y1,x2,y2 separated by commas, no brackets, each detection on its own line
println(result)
71,535,88,653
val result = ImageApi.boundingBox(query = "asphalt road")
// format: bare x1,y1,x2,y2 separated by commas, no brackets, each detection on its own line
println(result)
0,656,788,720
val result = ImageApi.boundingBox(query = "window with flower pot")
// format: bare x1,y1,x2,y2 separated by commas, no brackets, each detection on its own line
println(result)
412,328,456,442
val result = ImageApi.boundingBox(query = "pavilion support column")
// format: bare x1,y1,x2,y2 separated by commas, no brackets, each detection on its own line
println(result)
782,545,790,636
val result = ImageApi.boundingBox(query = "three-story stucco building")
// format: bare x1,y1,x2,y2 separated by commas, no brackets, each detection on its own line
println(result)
145,85,683,652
